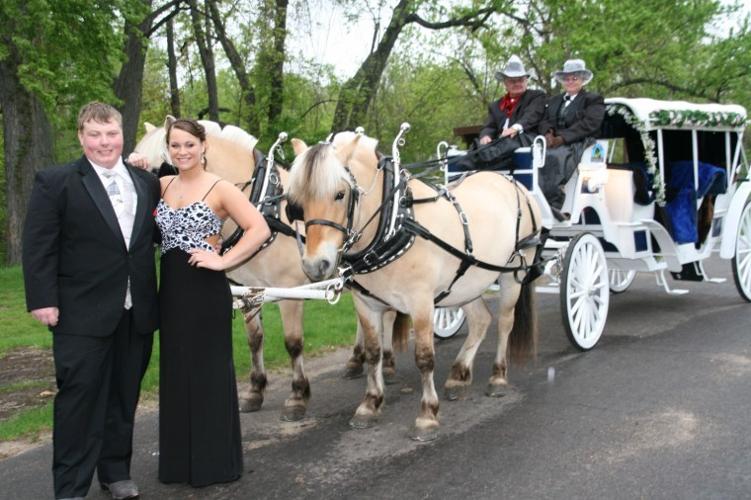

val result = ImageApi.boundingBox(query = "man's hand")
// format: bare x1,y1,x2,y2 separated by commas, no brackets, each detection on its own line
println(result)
545,133,564,148
479,135,492,145
31,307,59,327
126,152,151,170
500,127,518,138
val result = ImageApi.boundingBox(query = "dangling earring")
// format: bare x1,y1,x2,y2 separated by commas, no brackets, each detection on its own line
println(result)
201,151,207,168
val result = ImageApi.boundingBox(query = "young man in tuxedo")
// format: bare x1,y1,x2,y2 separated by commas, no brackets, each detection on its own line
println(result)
23,102,160,500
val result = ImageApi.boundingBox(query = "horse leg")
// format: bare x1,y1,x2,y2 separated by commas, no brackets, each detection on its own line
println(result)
239,310,267,412
350,302,385,429
279,299,310,422
487,278,524,397
343,319,366,379
381,309,398,385
412,308,440,442
444,299,491,401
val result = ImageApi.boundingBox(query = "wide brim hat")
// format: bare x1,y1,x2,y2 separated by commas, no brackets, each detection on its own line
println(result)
553,59,593,85
495,55,530,80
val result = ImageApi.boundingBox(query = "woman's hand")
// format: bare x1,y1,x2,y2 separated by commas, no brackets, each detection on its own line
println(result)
188,248,225,271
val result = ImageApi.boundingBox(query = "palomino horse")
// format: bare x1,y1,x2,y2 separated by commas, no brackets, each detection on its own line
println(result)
287,130,541,440
134,118,398,421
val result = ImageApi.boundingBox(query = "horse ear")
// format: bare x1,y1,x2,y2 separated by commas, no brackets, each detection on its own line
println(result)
291,138,308,156
163,115,176,129
335,134,361,164
144,122,156,133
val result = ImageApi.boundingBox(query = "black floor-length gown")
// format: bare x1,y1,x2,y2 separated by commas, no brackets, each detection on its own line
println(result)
155,192,243,487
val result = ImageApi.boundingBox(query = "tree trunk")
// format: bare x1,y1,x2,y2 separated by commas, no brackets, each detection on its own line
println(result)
189,0,220,123
331,0,413,131
114,0,155,153
331,0,497,132
0,57,55,265
267,0,289,127
166,18,181,117
206,0,258,133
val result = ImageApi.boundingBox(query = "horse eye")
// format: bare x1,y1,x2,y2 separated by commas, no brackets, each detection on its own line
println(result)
335,190,345,201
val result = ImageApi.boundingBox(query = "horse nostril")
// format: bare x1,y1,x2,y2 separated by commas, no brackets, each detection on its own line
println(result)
318,259,330,276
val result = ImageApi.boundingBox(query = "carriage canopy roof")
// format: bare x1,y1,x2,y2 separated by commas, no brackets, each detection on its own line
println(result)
605,97,747,132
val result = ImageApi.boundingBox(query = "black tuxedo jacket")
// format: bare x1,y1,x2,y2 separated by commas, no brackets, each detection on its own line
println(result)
538,90,606,144
23,156,160,336
479,89,546,139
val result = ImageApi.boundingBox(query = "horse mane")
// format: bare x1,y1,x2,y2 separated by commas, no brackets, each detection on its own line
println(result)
288,142,353,203
136,119,259,168
198,120,258,153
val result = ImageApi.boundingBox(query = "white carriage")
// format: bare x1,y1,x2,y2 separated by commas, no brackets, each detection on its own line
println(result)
435,98,751,349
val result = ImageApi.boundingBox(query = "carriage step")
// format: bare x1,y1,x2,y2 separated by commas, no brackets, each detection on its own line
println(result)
656,270,689,295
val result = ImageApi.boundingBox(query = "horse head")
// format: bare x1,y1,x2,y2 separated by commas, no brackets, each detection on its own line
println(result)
288,132,378,281
133,119,171,175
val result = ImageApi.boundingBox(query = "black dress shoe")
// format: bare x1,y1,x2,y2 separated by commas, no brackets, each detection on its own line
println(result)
101,479,139,499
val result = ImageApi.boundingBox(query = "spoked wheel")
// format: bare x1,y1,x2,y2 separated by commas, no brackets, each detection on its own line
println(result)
732,201,751,302
609,269,636,294
560,233,610,350
433,307,466,339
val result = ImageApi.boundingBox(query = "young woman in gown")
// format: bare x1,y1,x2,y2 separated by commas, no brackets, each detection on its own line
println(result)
155,119,270,487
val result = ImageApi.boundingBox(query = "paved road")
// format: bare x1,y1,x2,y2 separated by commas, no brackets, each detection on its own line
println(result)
2,257,750,499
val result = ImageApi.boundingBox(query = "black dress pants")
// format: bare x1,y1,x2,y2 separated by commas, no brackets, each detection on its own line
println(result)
51,309,153,499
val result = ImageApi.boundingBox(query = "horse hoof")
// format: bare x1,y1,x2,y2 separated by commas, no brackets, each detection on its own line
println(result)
485,383,509,398
383,369,399,386
410,426,439,442
280,405,306,422
444,385,468,401
349,414,377,429
343,365,364,379
239,395,264,413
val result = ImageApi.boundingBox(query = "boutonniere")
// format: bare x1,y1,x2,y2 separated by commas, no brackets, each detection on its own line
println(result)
152,207,158,217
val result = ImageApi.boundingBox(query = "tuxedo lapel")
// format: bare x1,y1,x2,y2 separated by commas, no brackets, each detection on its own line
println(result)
78,158,126,247
550,95,565,120
127,167,148,251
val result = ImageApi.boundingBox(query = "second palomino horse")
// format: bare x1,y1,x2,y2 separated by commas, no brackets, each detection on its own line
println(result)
287,130,542,440
135,118,399,421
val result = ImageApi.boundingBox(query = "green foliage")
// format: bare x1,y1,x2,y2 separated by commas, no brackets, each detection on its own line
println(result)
371,56,487,161
0,266,51,354
0,1,145,125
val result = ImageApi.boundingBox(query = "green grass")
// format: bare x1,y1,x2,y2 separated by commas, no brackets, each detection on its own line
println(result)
0,264,357,441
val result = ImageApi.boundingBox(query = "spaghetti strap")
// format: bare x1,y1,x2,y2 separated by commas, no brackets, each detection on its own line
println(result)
161,176,178,196
202,180,222,201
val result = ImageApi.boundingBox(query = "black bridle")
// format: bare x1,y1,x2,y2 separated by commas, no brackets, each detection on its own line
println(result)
286,165,362,255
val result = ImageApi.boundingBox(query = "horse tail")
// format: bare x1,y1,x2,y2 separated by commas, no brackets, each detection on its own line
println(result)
392,311,411,352
508,280,538,364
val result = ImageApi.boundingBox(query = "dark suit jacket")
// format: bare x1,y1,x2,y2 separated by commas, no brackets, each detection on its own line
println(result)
23,156,160,336
479,89,546,139
538,90,605,145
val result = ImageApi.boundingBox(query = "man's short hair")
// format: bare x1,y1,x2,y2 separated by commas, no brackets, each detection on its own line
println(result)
77,102,122,131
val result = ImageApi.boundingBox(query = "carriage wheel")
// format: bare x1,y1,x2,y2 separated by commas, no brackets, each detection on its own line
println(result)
433,307,466,339
609,269,636,294
732,201,751,302
560,233,610,351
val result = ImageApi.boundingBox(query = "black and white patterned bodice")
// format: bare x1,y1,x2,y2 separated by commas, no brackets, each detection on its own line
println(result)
156,200,223,253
